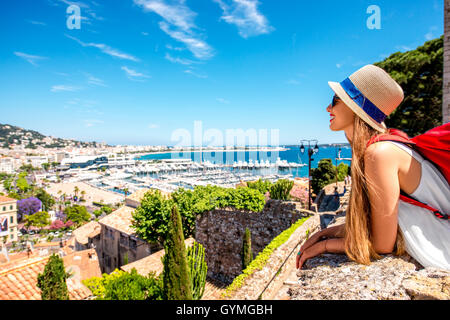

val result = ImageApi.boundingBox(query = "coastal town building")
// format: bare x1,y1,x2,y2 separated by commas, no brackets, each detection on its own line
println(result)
73,221,101,251
0,158,14,174
72,188,163,274
0,248,101,300
0,196,18,244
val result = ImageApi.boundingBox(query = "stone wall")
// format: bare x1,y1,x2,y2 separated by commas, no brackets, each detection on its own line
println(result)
195,199,310,284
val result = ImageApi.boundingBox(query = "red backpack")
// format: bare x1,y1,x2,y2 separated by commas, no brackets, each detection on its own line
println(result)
366,122,450,220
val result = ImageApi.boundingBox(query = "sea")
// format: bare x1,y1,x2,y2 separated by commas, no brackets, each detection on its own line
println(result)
135,145,352,179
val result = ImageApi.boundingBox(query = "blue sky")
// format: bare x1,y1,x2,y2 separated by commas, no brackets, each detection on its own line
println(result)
0,0,444,146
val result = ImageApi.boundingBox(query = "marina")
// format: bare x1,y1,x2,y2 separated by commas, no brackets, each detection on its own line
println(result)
55,145,352,196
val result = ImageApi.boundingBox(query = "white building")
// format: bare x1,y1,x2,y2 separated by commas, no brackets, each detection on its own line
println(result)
0,158,14,174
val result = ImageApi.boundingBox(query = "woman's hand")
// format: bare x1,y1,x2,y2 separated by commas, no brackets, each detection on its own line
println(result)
298,228,326,254
296,240,327,269
296,238,346,269
299,225,344,254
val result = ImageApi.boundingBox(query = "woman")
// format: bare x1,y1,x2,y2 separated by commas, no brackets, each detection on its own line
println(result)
296,65,450,270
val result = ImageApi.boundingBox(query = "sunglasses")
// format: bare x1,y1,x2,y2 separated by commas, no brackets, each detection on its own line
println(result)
331,95,341,107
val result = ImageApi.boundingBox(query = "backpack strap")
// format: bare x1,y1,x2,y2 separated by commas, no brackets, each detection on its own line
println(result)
366,129,415,149
399,194,449,220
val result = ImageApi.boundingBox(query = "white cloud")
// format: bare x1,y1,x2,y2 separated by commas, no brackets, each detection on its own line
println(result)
336,63,342,69
184,68,207,79
26,20,47,26
121,66,150,81
216,98,230,104
148,123,160,129
14,51,48,66
142,31,149,36
85,73,107,87
286,79,300,85
84,119,104,127
159,22,213,59
165,52,195,65
51,85,82,92
65,34,139,62
213,0,273,38
134,0,214,60
134,0,197,32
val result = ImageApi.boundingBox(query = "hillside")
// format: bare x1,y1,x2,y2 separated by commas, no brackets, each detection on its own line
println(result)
0,123,106,149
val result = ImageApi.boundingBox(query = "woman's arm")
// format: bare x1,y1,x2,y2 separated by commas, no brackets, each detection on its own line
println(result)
364,143,401,254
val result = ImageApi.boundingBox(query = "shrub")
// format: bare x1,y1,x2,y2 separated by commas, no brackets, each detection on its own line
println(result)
269,179,294,200
246,179,273,194
186,241,207,300
82,269,163,300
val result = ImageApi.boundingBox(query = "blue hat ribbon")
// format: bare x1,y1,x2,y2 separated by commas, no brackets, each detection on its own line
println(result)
340,77,387,124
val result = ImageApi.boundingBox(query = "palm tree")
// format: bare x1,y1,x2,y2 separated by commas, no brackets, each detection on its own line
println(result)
73,186,79,200
123,187,129,198
80,190,86,201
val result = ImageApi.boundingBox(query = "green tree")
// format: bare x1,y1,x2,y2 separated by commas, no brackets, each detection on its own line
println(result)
24,211,51,229
162,205,192,300
37,254,70,300
64,205,91,225
170,188,196,238
35,188,55,212
132,190,175,244
336,163,349,182
311,159,336,196
41,163,50,171
16,176,30,194
374,36,443,136
242,227,253,271
73,186,79,198
186,241,207,300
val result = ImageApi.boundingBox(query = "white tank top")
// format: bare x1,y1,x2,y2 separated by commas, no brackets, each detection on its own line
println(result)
387,141,450,270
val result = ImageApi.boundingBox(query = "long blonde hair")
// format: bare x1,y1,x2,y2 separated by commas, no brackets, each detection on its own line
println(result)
344,116,405,265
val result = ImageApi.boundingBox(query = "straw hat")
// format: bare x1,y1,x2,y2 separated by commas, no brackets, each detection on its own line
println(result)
328,64,404,132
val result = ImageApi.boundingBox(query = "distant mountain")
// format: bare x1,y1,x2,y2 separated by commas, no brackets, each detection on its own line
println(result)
0,123,107,149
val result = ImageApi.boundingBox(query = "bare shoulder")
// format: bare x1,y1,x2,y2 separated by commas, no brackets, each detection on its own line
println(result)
365,141,402,166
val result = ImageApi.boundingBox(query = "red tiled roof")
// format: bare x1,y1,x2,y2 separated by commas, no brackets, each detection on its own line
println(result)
0,196,16,203
0,249,101,300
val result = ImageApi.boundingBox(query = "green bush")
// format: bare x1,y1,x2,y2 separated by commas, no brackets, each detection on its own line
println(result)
246,179,273,194
82,268,163,300
132,185,266,245
269,179,294,200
